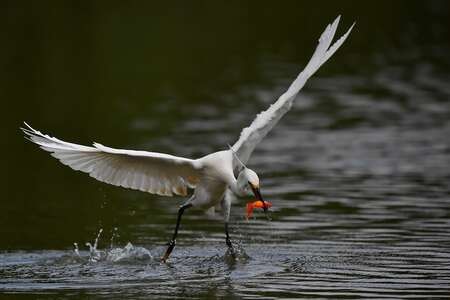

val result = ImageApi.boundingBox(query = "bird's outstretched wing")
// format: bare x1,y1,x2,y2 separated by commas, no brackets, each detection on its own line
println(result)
231,16,354,169
22,123,202,196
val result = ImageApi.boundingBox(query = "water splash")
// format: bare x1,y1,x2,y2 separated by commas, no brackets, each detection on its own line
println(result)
224,240,250,264
85,228,104,262
72,228,152,263
110,227,118,249
73,242,80,258
106,242,152,263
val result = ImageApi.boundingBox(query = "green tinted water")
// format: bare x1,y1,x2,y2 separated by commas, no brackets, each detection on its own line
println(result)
1,1,450,298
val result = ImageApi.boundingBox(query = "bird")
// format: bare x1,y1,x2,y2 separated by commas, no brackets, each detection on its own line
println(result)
22,16,354,262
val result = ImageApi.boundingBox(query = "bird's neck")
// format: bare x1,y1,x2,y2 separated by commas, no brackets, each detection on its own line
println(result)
228,176,245,197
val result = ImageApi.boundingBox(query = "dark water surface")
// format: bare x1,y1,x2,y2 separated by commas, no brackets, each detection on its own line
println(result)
2,1,450,299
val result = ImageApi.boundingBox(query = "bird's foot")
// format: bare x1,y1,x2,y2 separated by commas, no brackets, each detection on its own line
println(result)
161,239,176,263
226,237,236,258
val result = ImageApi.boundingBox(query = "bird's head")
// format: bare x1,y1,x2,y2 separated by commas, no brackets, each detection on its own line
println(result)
229,146,270,219
237,168,262,199
237,168,270,218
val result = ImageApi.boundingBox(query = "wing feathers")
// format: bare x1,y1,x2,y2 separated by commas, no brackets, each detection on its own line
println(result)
303,15,340,78
232,16,354,167
322,22,355,67
22,123,202,197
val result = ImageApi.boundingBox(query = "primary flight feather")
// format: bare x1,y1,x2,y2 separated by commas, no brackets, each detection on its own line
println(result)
232,16,354,168
22,123,202,196
22,16,354,262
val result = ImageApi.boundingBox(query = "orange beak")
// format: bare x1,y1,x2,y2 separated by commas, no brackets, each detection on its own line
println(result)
246,200,272,219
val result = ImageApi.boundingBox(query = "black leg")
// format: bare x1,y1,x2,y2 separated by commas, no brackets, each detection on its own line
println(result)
225,222,235,257
161,203,192,262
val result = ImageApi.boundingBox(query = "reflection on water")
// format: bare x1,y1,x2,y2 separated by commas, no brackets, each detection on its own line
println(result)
2,1,450,299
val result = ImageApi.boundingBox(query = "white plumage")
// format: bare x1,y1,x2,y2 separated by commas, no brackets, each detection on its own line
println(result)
22,16,354,261
23,123,202,197
232,16,354,168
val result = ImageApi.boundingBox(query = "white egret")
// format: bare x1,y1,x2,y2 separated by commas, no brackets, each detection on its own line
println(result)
22,16,354,262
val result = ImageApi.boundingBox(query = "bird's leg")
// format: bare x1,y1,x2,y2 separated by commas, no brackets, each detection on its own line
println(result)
161,203,192,263
225,221,235,257
221,192,235,257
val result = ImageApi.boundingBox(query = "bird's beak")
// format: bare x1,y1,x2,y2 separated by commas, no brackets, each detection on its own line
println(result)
251,185,271,220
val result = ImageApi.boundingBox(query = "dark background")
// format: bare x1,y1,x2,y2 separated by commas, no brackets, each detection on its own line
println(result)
1,0,449,250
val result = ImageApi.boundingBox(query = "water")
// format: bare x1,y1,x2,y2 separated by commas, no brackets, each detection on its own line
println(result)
2,1,450,299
